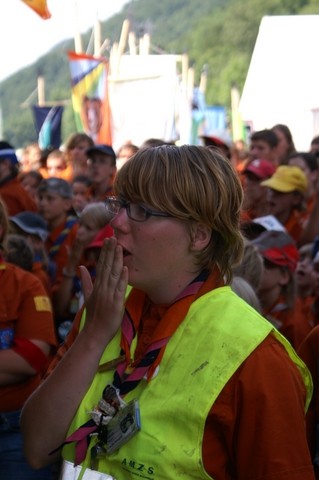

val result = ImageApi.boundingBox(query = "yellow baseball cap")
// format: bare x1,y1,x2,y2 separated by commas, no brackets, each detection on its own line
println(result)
261,165,307,193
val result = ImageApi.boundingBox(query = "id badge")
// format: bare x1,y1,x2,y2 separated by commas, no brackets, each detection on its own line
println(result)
106,399,141,454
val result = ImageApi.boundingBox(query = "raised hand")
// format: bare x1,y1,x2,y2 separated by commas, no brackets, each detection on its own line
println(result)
80,237,128,341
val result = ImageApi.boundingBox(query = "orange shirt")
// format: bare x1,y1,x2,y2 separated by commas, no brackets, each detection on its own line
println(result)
45,217,79,289
32,261,52,297
0,176,38,215
0,262,57,411
298,325,319,479
264,296,313,350
285,209,306,244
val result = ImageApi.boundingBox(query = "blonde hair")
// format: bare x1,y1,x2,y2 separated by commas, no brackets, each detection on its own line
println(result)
232,239,264,292
79,202,110,230
114,145,244,282
231,276,262,313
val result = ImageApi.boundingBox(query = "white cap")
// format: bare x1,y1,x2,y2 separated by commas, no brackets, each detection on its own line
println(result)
252,215,286,233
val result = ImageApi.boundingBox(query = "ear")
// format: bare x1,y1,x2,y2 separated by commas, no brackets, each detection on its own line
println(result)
190,223,211,252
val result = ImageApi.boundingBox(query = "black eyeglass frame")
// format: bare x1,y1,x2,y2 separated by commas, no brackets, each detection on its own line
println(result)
105,196,172,222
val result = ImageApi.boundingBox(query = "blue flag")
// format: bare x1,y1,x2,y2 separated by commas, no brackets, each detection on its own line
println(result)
32,105,64,149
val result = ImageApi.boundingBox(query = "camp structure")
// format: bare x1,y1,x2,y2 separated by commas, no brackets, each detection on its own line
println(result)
70,19,195,151
239,15,319,150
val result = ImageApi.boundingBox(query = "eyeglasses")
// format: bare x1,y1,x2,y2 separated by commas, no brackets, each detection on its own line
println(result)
105,196,172,222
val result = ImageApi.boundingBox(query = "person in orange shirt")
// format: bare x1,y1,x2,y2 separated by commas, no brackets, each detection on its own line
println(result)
18,170,44,204
249,128,280,166
252,229,312,349
53,202,113,342
261,165,308,244
295,243,316,330
0,141,38,215
46,149,68,179
71,175,93,216
9,211,52,296
86,144,117,201
0,198,57,479
21,145,314,480
241,159,276,220
63,132,94,181
288,152,319,245
37,178,78,301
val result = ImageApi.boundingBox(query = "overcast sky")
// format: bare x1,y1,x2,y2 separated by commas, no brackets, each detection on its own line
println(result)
0,0,128,82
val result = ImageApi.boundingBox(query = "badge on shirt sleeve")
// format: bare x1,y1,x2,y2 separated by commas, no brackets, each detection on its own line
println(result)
34,296,52,312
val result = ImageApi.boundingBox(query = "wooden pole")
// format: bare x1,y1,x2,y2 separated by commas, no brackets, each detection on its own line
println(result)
128,32,137,55
113,19,130,74
73,0,83,53
199,65,207,94
94,19,102,56
37,75,45,106
231,83,243,141
140,33,150,55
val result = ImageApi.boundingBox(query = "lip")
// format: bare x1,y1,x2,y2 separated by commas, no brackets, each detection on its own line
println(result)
117,242,131,257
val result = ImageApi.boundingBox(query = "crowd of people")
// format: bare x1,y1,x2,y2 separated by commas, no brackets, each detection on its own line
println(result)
1,126,319,479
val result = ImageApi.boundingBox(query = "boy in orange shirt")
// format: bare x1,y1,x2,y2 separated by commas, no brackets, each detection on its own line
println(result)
0,198,57,479
37,178,78,325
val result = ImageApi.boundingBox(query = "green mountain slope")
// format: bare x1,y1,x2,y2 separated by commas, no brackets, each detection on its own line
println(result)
1,0,318,147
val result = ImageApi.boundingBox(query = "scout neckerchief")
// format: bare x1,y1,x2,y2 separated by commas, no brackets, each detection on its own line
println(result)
48,215,78,259
53,267,223,465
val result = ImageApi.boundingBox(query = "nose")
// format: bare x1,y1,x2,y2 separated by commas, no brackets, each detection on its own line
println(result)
110,207,129,230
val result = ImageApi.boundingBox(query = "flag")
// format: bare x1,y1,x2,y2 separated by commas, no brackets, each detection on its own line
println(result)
32,105,64,149
68,51,112,145
21,0,51,19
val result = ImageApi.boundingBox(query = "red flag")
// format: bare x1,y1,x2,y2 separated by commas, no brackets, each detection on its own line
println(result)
21,0,51,20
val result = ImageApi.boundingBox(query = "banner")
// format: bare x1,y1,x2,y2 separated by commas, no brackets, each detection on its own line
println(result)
32,105,64,150
21,0,51,19
68,51,112,145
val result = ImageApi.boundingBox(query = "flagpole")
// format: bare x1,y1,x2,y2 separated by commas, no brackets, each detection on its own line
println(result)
37,72,45,106
73,0,83,53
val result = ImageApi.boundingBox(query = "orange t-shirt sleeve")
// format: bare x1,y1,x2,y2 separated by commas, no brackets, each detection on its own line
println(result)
13,271,56,345
203,334,314,479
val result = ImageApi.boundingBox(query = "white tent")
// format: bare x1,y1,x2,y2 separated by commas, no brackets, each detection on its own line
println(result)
239,15,319,150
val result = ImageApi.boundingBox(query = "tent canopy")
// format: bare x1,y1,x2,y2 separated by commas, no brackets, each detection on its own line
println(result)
239,15,319,150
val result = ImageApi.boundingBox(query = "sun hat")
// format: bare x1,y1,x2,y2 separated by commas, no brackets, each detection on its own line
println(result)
261,165,307,193
9,211,49,242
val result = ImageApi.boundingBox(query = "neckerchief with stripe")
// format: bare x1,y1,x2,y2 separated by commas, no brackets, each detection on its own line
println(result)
48,215,78,259
53,268,223,465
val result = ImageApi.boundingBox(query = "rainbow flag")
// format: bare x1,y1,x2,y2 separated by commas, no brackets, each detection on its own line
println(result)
21,0,51,19
68,51,112,145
